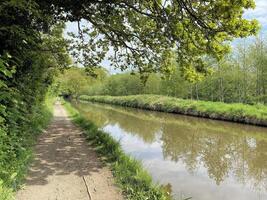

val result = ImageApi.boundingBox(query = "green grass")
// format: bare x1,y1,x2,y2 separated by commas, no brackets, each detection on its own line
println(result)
0,96,54,200
63,101,171,200
79,95,267,126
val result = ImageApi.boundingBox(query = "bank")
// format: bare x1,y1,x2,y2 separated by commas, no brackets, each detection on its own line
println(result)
0,97,54,200
79,95,267,127
63,101,171,200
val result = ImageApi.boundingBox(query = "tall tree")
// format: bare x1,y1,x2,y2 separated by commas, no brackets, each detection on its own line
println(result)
49,0,260,79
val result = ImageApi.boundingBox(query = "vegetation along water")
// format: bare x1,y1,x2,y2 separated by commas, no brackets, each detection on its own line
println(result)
80,95,267,126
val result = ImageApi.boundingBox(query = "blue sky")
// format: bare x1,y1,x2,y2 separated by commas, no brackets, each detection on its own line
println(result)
231,0,267,47
244,0,267,33
65,0,267,73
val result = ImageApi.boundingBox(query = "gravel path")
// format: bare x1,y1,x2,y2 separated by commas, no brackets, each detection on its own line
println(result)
16,103,123,200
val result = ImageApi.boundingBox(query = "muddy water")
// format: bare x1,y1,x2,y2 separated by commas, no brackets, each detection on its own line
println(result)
74,101,267,200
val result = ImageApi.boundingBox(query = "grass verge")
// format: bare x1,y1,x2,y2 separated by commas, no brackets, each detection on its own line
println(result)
80,95,267,126
63,101,171,200
0,96,54,200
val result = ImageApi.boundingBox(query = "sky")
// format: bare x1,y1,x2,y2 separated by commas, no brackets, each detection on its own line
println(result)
65,0,267,73
244,0,267,33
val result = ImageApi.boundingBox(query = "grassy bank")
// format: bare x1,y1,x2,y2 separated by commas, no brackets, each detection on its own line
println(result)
80,95,267,126
0,96,54,200
63,101,171,200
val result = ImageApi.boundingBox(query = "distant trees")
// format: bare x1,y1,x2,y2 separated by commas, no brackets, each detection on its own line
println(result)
75,37,267,105
55,67,108,98
57,68,93,99
186,38,267,104
84,73,144,96
252,37,267,102
182,37,267,104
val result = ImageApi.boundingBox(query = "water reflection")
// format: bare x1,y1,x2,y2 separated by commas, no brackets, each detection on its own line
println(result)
74,101,267,200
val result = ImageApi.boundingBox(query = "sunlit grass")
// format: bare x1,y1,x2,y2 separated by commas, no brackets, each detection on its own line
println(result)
0,185,13,200
80,95,267,126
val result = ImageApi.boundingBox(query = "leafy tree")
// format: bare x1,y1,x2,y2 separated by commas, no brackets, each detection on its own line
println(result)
59,0,259,79
144,74,161,95
56,67,102,98
251,37,267,103
0,0,70,192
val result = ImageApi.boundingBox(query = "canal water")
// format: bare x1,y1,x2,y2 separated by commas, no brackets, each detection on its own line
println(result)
74,101,267,200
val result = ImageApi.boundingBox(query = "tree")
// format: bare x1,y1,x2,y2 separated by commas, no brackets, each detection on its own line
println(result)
56,67,102,98
252,36,267,103
0,1,260,92
51,0,259,80
0,1,70,190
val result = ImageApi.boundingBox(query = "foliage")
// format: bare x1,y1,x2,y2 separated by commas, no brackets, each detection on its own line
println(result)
54,67,108,98
63,0,259,80
75,36,267,105
85,71,188,97
63,101,171,200
87,73,144,96
0,0,70,197
80,95,267,126
0,95,54,200
194,37,267,104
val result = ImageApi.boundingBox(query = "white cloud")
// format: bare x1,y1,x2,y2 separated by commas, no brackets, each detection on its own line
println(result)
244,0,267,28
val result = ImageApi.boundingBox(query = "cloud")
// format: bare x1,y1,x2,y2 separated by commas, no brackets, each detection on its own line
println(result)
244,0,267,30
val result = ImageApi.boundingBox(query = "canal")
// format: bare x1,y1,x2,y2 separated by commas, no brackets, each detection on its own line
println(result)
74,101,267,200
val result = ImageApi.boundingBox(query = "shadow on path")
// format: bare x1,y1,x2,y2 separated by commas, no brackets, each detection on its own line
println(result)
16,103,123,200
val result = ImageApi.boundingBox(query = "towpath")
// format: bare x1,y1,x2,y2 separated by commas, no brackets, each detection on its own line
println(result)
16,103,123,200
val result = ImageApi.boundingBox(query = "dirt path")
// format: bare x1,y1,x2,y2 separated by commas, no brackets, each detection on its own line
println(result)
16,103,123,200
